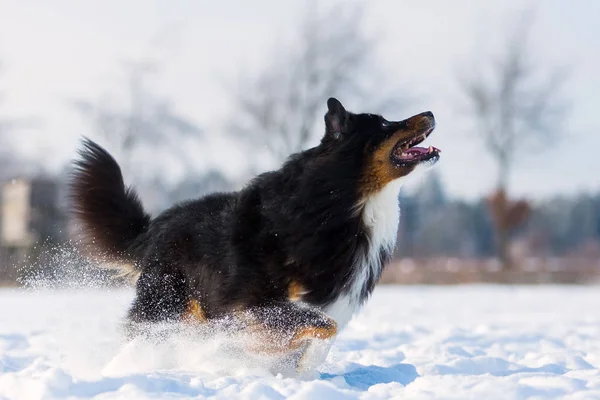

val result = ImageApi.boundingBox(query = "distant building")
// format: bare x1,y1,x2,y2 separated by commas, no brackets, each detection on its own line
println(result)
0,178,65,281
1,179,36,248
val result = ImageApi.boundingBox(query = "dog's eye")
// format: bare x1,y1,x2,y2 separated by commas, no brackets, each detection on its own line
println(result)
381,120,390,127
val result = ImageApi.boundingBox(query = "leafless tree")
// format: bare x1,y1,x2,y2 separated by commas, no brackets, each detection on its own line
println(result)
0,61,39,180
72,59,202,179
458,12,570,269
227,1,408,172
71,58,206,213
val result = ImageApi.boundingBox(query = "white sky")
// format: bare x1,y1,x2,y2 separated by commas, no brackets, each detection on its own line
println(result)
0,0,598,200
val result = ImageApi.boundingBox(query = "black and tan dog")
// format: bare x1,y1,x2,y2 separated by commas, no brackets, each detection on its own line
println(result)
70,98,440,369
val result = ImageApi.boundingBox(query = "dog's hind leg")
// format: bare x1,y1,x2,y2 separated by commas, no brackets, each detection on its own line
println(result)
125,269,188,328
239,302,337,374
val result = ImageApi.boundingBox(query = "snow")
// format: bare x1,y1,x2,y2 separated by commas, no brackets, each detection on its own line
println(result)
1,285,600,399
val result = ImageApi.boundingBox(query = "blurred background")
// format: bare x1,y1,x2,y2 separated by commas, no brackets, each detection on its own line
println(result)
0,0,598,285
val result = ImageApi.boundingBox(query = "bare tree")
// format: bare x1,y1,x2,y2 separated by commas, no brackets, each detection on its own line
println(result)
458,13,569,269
228,1,408,171
71,59,205,212
0,61,40,179
72,59,202,179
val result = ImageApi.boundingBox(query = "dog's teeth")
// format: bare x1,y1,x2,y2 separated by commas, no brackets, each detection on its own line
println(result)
428,146,433,153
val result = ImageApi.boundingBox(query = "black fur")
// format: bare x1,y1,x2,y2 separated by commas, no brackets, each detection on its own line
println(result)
70,139,151,263
69,98,437,329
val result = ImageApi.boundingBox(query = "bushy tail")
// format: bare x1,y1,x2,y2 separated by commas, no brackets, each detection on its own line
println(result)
70,138,151,273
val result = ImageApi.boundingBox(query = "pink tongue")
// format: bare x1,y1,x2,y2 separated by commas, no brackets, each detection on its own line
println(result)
398,146,429,159
407,147,429,155
396,146,441,160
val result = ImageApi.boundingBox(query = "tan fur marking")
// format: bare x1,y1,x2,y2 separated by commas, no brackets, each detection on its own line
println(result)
243,318,338,355
290,322,338,346
181,298,207,323
288,281,305,301
358,113,432,200
360,134,403,198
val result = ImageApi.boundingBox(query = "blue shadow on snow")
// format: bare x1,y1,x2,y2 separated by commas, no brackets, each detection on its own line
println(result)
321,363,418,390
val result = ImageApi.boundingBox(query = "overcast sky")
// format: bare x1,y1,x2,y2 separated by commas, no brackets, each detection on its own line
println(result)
0,0,598,201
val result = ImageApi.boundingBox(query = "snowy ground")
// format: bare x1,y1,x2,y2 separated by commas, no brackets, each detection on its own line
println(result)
1,285,600,399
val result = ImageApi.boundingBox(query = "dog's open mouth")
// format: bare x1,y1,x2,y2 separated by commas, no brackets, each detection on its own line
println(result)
391,127,440,166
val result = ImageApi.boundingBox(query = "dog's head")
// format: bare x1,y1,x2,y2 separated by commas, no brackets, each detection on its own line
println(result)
319,98,440,198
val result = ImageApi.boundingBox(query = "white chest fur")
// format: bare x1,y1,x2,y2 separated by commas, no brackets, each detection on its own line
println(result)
325,179,404,330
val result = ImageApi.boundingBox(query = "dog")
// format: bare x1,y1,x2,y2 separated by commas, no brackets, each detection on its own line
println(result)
69,98,440,371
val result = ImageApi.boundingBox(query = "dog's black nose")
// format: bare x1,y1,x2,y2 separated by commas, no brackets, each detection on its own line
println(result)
420,111,435,128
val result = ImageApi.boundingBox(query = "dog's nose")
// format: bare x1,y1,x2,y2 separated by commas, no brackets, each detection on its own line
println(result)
419,111,435,128
392,111,436,132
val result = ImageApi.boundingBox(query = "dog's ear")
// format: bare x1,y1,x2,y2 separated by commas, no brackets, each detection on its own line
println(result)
324,98,349,140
